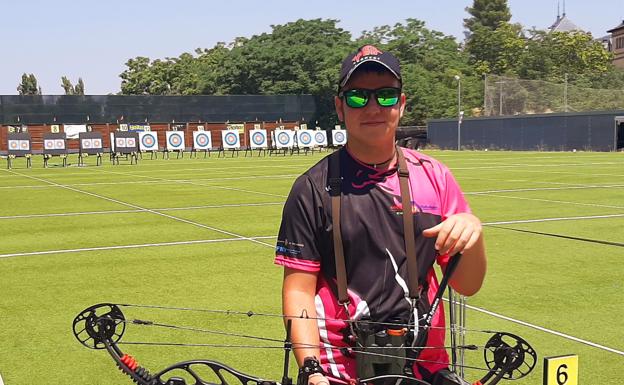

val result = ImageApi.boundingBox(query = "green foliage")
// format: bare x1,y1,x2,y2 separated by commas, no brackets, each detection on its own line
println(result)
464,0,511,33
518,30,615,83
117,12,624,124
61,76,85,95
17,73,41,95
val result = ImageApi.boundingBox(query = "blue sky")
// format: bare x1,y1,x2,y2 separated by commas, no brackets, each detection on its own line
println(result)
1,0,621,95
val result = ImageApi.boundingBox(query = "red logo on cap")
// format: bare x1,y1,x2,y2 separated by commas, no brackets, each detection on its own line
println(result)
352,45,383,63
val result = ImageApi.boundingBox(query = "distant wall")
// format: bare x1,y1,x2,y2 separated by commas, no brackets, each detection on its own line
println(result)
0,94,316,124
427,110,624,151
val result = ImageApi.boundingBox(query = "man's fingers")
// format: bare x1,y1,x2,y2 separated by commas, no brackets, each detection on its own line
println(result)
422,222,443,237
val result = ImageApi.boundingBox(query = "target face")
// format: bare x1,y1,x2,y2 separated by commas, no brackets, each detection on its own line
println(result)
54,139,64,149
142,135,155,147
334,132,345,143
168,133,182,147
315,132,326,144
299,132,312,145
277,132,291,145
20,140,29,150
116,138,126,148
195,133,209,146
126,138,136,147
9,140,18,149
252,132,266,145
92,139,102,148
224,132,238,146
44,139,55,149
82,139,92,149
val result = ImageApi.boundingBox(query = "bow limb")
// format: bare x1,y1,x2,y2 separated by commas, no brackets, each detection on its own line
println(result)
73,304,281,385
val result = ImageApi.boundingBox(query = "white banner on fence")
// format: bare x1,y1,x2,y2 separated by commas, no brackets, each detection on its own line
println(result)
193,131,212,150
295,130,314,148
221,130,241,149
63,124,87,139
274,129,294,149
332,129,347,146
166,131,185,151
139,131,159,151
249,129,268,149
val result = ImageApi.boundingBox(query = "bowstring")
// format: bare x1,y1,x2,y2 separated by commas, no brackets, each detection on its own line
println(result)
117,303,498,334
116,318,503,374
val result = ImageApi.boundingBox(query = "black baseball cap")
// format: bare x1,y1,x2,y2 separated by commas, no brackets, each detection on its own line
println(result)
338,45,402,89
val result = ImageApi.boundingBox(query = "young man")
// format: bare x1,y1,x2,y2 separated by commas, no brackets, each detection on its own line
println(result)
275,45,486,385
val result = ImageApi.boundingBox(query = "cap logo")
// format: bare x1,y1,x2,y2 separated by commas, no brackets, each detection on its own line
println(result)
352,45,383,63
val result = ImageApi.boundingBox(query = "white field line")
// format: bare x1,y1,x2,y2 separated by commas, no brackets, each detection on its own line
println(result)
0,236,277,259
483,213,624,225
3,170,275,248
469,192,624,209
0,202,285,220
0,174,299,190
451,161,623,170
89,168,288,198
452,301,624,356
466,184,624,194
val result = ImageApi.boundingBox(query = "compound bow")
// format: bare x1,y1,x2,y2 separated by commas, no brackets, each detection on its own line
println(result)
72,303,536,385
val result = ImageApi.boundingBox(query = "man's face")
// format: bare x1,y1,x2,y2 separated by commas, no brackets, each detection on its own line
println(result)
335,70,405,149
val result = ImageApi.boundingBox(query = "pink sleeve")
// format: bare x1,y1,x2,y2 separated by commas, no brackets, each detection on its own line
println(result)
441,166,471,220
437,166,471,268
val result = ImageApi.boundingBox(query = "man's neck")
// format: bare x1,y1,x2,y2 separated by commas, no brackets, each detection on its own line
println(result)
346,142,397,169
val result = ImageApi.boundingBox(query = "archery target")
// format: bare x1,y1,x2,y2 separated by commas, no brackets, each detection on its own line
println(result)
126,137,136,148
221,131,240,149
193,131,212,150
296,130,313,148
249,130,267,149
20,140,30,150
92,138,102,149
44,139,55,150
166,131,185,151
332,130,347,146
82,139,93,149
116,137,127,148
275,130,294,149
139,132,159,151
314,131,328,146
54,139,65,149
9,140,19,150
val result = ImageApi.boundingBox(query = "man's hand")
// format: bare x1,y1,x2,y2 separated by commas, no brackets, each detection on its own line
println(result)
307,373,331,385
422,213,482,256
423,213,486,296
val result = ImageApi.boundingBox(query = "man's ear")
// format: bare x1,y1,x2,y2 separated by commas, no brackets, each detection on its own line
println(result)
335,96,344,122
399,93,406,119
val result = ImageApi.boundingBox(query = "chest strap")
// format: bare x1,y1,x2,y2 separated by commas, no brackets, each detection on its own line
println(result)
329,146,420,307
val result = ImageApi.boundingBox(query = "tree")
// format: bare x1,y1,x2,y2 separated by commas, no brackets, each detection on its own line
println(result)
75,78,85,95
359,19,483,124
211,19,353,127
464,0,518,75
464,0,511,34
17,73,41,95
61,76,74,95
467,22,525,75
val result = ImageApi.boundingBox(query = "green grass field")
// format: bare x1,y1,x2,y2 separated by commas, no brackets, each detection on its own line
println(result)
0,150,622,385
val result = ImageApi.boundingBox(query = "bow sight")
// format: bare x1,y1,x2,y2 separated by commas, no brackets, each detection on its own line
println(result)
72,303,536,385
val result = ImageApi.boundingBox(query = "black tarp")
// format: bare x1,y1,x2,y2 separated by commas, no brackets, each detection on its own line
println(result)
0,94,316,124
428,111,624,151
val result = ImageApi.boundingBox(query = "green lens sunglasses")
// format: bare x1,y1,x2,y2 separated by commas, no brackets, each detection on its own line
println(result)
339,87,401,108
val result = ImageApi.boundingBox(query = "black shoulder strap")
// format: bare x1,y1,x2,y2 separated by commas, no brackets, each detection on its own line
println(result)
328,150,349,305
397,146,421,300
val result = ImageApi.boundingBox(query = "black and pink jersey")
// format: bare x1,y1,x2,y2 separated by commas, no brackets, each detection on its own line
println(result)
275,147,471,382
